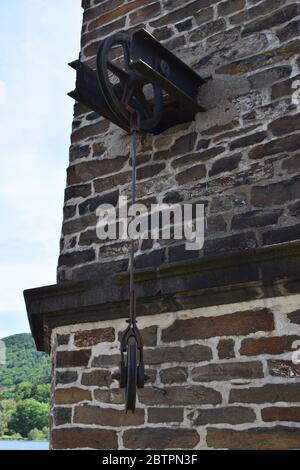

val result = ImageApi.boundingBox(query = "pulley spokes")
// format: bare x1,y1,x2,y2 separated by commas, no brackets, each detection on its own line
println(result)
96,32,163,133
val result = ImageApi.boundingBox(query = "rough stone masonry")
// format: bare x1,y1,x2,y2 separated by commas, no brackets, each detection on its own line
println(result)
24,0,300,450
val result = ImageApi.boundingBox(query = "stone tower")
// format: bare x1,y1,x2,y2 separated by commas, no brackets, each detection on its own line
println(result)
25,0,300,450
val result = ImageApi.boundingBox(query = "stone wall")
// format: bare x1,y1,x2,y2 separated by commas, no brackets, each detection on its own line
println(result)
59,0,300,283
46,0,300,451
51,294,300,449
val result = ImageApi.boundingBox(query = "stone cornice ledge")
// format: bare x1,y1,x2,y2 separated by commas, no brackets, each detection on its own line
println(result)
24,241,300,353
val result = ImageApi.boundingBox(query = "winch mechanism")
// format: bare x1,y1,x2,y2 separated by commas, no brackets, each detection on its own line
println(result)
69,28,205,412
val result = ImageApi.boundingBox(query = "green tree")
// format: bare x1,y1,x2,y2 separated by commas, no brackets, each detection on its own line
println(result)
9,399,49,437
33,384,51,403
0,399,16,435
15,381,33,401
28,428,45,441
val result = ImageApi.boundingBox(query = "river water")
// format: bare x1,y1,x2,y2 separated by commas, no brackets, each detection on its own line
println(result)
0,441,49,450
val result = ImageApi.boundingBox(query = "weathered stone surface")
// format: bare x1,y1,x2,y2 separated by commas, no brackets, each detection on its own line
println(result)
62,214,97,236
129,1,161,25
272,73,300,99
175,18,193,32
196,147,225,162
263,224,300,246
148,407,184,423
278,19,300,42
207,426,300,450
289,201,300,216
217,339,235,359
249,134,300,160
135,249,166,269
251,176,300,206
81,369,112,386
137,163,165,180
138,385,222,406
140,326,158,347
176,164,207,185
94,171,130,193
288,310,300,324
89,0,150,30
240,335,299,356
94,388,124,405
229,0,286,26
83,0,124,24
56,334,70,346
144,344,213,364
249,67,291,90
207,215,227,234
53,407,72,426
243,4,300,36
52,428,118,450
282,154,300,173
71,120,109,143
267,360,300,378
192,361,263,382
58,249,95,268
160,367,188,384
65,184,91,202
216,40,300,75
56,371,78,385
229,383,300,404
123,428,200,449
69,144,90,162
262,407,300,422
74,328,115,347
218,0,245,16
189,19,226,42
209,154,241,176
82,17,126,48
63,205,76,220
150,0,214,28
269,113,300,137
191,406,256,425
55,387,92,405
79,190,119,216
229,131,267,149
56,350,91,368
118,326,157,347
67,157,127,185
204,232,258,255
92,354,120,368
74,405,144,426
231,210,282,230
162,309,274,343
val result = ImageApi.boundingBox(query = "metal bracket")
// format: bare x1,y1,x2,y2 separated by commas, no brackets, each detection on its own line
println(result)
69,28,206,134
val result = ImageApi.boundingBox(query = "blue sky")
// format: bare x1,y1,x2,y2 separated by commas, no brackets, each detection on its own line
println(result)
0,0,82,338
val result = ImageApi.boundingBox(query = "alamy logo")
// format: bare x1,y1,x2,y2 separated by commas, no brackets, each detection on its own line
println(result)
0,340,6,366
96,197,205,250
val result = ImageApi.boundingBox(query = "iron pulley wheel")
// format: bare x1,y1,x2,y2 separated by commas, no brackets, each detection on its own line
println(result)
96,32,163,132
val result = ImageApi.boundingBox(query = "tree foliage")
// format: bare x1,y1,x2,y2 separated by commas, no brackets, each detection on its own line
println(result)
9,399,49,437
0,333,51,440
0,333,51,388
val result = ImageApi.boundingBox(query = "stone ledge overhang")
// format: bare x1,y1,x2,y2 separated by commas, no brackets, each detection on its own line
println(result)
24,241,300,353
